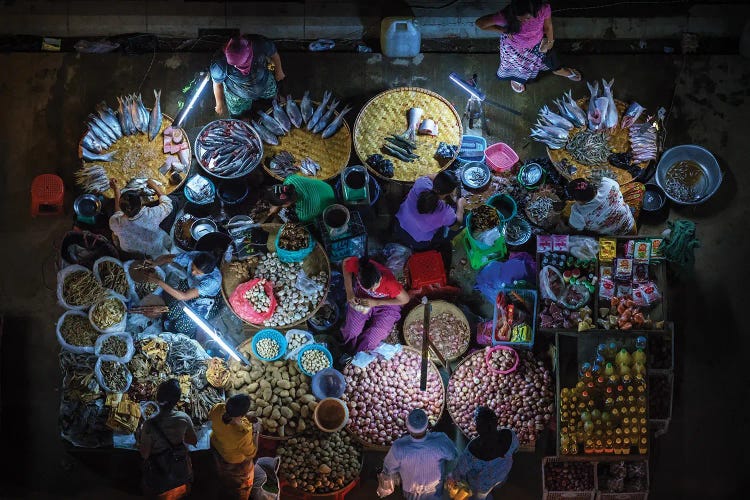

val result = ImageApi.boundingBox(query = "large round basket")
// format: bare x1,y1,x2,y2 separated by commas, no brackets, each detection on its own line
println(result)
78,112,188,198
220,223,331,330
402,300,470,363
546,98,648,186
353,87,462,183
261,100,352,182
446,349,489,440
279,441,364,497
343,345,445,451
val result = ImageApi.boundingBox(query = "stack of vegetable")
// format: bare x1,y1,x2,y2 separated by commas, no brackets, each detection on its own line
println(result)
544,461,595,491
404,312,469,361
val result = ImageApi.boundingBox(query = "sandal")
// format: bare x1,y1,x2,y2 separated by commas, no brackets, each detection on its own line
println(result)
511,81,526,93
559,68,582,81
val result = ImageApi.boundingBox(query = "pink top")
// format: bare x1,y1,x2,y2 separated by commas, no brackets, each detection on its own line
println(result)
492,4,551,49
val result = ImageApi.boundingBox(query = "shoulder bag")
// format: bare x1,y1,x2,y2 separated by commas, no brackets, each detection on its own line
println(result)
142,418,193,494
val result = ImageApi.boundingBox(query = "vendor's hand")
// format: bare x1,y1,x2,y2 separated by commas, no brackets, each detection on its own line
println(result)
358,298,374,308
109,178,119,191
215,101,226,115
274,69,286,83
457,197,467,210
540,38,554,53
153,255,174,266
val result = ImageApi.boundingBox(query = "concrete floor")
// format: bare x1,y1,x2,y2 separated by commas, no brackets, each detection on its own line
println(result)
0,51,747,499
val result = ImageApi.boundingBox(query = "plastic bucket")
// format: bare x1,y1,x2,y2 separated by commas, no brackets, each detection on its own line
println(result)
381,17,421,58
323,204,350,237
217,180,249,206
486,193,517,222
313,398,349,432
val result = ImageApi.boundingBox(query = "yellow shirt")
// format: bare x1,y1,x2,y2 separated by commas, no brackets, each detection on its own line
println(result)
209,403,257,464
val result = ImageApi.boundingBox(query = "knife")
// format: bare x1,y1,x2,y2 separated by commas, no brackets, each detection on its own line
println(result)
419,296,431,391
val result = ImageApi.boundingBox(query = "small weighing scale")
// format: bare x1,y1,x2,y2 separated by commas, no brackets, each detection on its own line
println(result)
340,166,370,205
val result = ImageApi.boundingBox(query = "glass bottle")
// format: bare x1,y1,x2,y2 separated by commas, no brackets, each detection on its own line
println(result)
570,442,579,455
584,439,594,454
622,437,631,454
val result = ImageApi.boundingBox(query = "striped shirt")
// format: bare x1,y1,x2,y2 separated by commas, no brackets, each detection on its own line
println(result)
283,174,336,222
383,432,458,498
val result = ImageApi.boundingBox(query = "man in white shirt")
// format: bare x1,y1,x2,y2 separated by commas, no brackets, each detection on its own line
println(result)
567,177,635,235
109,178,173,258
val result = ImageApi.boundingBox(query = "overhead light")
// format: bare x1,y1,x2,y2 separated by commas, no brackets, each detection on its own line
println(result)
449,72,486,102
182,304,248,364
175,71,211,128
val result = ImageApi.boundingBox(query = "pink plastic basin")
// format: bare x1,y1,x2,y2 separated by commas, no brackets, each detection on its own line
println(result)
485,142,519,172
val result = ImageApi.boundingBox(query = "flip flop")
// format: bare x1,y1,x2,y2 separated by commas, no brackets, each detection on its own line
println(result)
511,81,526,93
562,68,582,81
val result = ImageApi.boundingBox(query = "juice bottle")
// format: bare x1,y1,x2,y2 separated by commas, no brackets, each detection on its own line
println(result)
615,349,632,366
614,438,623,455
605,438,614,454
618,363,632,376
604,397,615,410
638,437,648,454
604,362,615,377
623,427,631,438
622,437,631,454
632,361,646,376
583,420,594,435
622,417,630,427
591,409,602,420
605,342,618,361
580,410,591,422
584,439,594,454
570,442,579,454
594,439,604,454
580,362,592,380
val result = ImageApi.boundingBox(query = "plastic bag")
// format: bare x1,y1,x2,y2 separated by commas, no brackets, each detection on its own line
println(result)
383,243,412,280
126,313,163,341
60,230,119,269
229,278,277,324
284,329,315,360
351,351,377,368
376,472,399,498
124,260,165,305
57,264,99,311
74,39,120,53
252,456,281,500
56,310,97,354
569,236,599,260
94,358,133,393
89,294,128,334
92,257,130,298
475,255,535,303
476,227,503,247
539,265,565,302
295,269,324,296
94,332,135,363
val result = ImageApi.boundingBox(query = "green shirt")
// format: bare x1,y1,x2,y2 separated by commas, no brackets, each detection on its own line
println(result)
283,175,336,222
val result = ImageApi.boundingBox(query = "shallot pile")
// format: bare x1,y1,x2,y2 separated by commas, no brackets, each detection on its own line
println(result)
447,348,553,444
488,348,516,372
342,349,444,447
404,312,469,361
544,461,595,491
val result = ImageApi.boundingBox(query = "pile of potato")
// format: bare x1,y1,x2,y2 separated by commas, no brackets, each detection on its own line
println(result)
227,344,316,438
278,431,361,494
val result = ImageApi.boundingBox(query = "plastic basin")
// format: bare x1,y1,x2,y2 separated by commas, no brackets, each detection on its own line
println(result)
313,397,349,432
486,193,517,222
654,144,723,204
297,344,334,377
485,142,519,172
251,329,288,362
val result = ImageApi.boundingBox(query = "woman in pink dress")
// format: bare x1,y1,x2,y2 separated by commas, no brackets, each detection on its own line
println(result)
476,0,581,93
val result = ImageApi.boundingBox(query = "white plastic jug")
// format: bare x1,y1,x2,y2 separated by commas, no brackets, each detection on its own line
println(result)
381,17,421,58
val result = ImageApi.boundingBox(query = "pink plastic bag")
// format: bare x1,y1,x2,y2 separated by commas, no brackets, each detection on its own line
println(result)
229,278,277,324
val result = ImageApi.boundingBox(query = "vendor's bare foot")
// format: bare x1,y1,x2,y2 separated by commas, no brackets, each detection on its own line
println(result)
553,68,582,81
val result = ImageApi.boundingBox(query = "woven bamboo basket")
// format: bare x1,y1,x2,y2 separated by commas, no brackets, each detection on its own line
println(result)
547,98,648,186
261,100,352,182
78,112,188,198
402,300,470,363
353,87,462,183
220,223,331,330
343,345,445,451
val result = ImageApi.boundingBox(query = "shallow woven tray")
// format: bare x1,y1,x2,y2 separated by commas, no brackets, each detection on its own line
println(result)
220,223,330,330
353,87,462,183
343,345,445,451
402,300,470,362
547,98,648,186
261,100,352,182
78,112,188,198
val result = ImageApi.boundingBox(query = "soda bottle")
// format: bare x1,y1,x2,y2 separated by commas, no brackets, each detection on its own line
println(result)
584,439,594,454
605,438,614,454
595,439,604,454
618,363,632,376
632,361,646,376
622,437,631,454
605,342,618,361
570,442,579,454
604,362,615,377
579,362,592,379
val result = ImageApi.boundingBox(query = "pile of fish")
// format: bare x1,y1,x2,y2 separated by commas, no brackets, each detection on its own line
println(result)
530,91,586,149
195,120,262,178
381,107,425,162
268,151,321,179
80,90,163,161
586,79,619,132
628,122,658,162
74,165,110,193
252,91,351,146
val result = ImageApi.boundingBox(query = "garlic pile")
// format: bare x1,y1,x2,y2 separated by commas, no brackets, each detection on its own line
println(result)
287,331,310,352
300,348,331,374
256,338,281,359
254,253,326,327
244,279,271,313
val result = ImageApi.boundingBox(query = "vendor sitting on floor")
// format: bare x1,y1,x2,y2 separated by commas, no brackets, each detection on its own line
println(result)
566,177,635,236
149,251,223,335
108,178,173,259
394,171,467,251
264,174,336,223
341,255,410,353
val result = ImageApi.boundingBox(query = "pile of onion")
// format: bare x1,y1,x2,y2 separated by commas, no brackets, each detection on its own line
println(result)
447,347,554,444
342,348,444,447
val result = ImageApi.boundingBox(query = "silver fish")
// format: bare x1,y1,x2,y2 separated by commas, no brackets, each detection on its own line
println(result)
534,120,569,140
621,102,645,129
586,81,601,131
285,95,303,128
563,90,587,127
115,97,129,135
148,89,162,141
601,79,619,129
80,145,115,162
307,91,332,131
321,105,351,139
258,110,286,136
272,97,291,133
95,102,122,138
300,91,314,124
128,95,143,134
136,94,150,133
117,96,135,135
88,114,117,143
251,120,279,146
82,131,106,153
312,99,340,134
540,105,574,130
86,118,114,146
299,157,320,176
590,97,609,132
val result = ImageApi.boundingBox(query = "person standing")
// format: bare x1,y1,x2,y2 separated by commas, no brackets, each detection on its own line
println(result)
475,0,581,93
394,171,466,251
263,174,336,223
209,395,261,500
138,379,198,499
448,407,520,499
341,255,410,353
379,409,458,500
211,34,286,118
566,177,636,235
109,178,173,259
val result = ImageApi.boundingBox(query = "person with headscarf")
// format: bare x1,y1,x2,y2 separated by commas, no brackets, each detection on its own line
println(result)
209,394,260,500
379,409,458,500
263,174,336,223
138,379,198,499
211,34,286,118
448,407,520,499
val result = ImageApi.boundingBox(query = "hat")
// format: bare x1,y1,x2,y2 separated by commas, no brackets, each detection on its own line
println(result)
406,408,429,434
225,394,251,418
224,37,254,73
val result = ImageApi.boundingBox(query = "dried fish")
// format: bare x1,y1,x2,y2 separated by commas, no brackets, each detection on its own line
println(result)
565,130,611,166
74,164,110,193
100,361,129,393
97,261,129,296
60,314,100,347
470,205,501,234
90,298,125,330
63,271,109,307
100,336,127,358
269,151,298,179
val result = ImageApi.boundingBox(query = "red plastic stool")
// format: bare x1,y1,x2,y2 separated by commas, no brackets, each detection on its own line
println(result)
30,174,65,217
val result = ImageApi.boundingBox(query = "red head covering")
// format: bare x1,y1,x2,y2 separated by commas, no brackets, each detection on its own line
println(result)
224,36,254,75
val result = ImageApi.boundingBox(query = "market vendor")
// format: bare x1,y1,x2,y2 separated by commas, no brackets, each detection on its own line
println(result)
379,408,458,500
263,175,336,223
209,394,260,500
448,406,519,499
341,255,410,353
211,34,286,118
148,251,223,334
109,178,173,259
566,177,635,235
394,171,467,251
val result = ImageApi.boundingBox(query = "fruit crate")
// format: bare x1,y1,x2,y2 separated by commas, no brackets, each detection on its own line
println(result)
543,456,597,500
317,210,367,264
596,458,649,500
406,250,446,289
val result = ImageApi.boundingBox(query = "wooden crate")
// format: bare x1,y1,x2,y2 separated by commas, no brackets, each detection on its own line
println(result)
596,458,649,500
543,457,597,500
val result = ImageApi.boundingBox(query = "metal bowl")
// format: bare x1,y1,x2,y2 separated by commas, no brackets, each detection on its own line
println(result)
73,194,101,218
517,162,546,190
460,161,491,190
504,216,532,246
654,145,723,205
190,218,218,241
194,119,263,180
643,183,668,213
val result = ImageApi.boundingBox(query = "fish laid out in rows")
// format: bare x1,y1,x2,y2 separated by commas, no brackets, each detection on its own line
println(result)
196,120,262,177
267,151,321,179
74,164,110,193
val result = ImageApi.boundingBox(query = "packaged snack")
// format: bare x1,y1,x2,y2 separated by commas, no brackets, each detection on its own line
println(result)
632,286,648,306
640,282,662,304
552,234,570,252
625,240,635,258
650,238,664,259
600,266,613,280
599,237,616,262
615,258,633,281
537,235,553,254
633,240,651,264
599,277,615,300
633,263,649,283
616,283,632,297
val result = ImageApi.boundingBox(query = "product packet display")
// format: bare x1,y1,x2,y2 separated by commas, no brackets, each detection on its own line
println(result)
552,234,570,252
650,238,664,259
537,235,553,253
633,263,649,283
615,258,633,281
625,240,635,258
633,240,651,264
599,237,616,262
599,277,615,300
